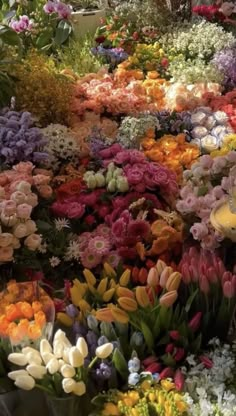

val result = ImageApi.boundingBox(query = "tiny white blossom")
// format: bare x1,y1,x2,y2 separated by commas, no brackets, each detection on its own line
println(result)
49,257,61,268
54,218,70,231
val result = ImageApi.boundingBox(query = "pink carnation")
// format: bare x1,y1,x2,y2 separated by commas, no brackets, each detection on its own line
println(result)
66,202,85,219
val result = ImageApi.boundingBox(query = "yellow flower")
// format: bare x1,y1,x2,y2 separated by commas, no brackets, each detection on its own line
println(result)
57,312,73,327
110,306,129,324
83,269,97,286
70,286,83,307
176,400,188,412
119,269,131,286
102,403,120,415
117,297,138,312
102,288,115,302
161,379,175,392
103,262,116,278
97,278,108,296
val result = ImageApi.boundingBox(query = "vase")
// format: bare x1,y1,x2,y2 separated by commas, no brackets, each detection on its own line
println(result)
15,389,48,416
46,396,83,416
71,9,106,37
0,390,19,416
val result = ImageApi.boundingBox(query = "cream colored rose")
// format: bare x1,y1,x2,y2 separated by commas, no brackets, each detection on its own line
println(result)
13,223,28,239
25,220,37,235
0,233,13,248
24,234,42,251
25,193,38,208
1,213,17,227
0,246,14,262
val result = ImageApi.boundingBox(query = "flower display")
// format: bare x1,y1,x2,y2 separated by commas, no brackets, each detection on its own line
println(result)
212,46,236,91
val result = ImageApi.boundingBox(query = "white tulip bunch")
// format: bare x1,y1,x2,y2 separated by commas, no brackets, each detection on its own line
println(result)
7,329,114,397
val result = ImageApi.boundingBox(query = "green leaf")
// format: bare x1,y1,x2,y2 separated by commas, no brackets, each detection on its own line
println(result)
36,30,53,49
140,320,154,351
112,348,128,380
0,26,21,46
161,353,176,367
36,220,53,232
185,288,199,313
54,20,72,45
191,333,202,353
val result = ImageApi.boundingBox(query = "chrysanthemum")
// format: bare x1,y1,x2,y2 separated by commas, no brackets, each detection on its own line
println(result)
88,236,111,256
49,256,61,267
54,218,70,231
64,240,80,261
80,250,102,269
127,219,150,239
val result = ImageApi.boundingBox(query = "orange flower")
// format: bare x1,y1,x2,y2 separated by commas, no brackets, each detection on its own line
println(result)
34,311,46,328
27,323,42,340
32,301,43,313
17,319,30,337
151,220,168,237
5,304,21,321
8,325,22,344
18,302,34,319
136,242,146,261
149,236,169,255
6,281,19,296
147,71,159,79
141,138,156,150
0,315,10,335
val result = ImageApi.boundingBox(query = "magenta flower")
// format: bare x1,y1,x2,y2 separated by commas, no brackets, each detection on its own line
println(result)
43,1,56,14
55,2,71,19
127,219,150,240
80,250,102,268
66,202,85,219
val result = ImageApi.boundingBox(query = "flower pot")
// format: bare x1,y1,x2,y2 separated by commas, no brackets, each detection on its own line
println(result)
0,390,19,416
45,395,82,416
16,390,48,416
71,9,106,37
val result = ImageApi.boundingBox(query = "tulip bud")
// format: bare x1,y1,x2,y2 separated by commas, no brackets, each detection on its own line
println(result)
8,353,28,367
107,178,117,192
188,312,202,332
135,286,150,308
54,330,71,347
159,367,174,380
46,358,60,374
110,307,129,324
95,342,114,359
169,330,180,341
174,369,185,391
103,262,116,278
76,337,88,358
199,355,213,369
40,339,52,356
181,264,191,284
166,272,182,292
26,365,47,379
86,175,97,189
8,370,28,381
69,347,84,368
62,348,70,364
95,173,106,187
118,297,138,312
200,275,210,294
156,259,166,276
138,267,148,284
165,343,174,354
116,177,129,192
174,348,185,362
42,353,55,365
53,341,64,359
60,364,76,378
131,266,140,283
15,375,35,391
145,362,162,373
26,352,42,366
119,269,131,286
62,378,76,394
207,267,218,284
223,281,235,298
73,381,86,396
159,290,177,308
103,288,115,302
147,267,159,287
83,269,96,286
160,267,173,288
117,287,134,298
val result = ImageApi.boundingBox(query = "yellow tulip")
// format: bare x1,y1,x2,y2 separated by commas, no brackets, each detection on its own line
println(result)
159,267,173,288
176,400,188,412
135,286,150,308
110,307,129,324
118,297,138,312
87,283,96,295
78,299,91,313
155,259,167,277
119,269,131,286
109,279,117,289
103,288,115,302
70,286,82,307
165,272,182,292
73,279,87,297
57,313,73,327
97,278,108,296
147,267,159,287
103,262,116,278
83,269,96,286
116,287,134,299
159,290,178,308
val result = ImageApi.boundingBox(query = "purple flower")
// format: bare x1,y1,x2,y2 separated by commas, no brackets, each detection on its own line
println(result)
212,46,236,91
43,1,56,14
55,2,71,19
66,304,78,318
95,362,112,380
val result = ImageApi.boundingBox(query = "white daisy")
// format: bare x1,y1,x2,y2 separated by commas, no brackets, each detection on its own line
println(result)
54,218,70,231
49,256,61,267
64,240,80,261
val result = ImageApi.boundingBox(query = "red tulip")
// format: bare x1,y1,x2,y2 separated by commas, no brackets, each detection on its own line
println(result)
174,369,185,391
159,367,174,380
169,330,180,341
174,348,185,362
146,362,162,373
165,343,174,354
142,356,158,367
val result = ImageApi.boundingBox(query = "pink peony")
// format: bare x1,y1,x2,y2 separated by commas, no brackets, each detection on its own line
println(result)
125,167,144,185
114,151,131,165
190,222,209,241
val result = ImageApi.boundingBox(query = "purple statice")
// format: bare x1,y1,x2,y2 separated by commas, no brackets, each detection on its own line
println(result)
212,46,236,91
0,109,48,166
91,46,128,66
155,110,193,141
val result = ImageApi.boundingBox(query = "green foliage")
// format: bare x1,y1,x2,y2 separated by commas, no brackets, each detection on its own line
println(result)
57,34,102,76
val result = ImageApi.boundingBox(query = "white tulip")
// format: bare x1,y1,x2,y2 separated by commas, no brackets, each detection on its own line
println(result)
62,348,70,364
42,353,55,365
8,370,28,381
26,352,42,366
40,339,52,356
58,359,65,370
46,358,59,374
8,353,28,367
95,343,114,359
22,347,39,356
73,381,86,396
68,347,84,368
15,375,35,391
62,378,76,394
53,340,64,358
76,337,88,358
26,365,47,380
53,330,71,347
60,364,76,378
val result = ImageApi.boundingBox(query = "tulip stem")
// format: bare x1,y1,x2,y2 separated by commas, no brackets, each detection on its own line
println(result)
88,356,98,369
35,383,55,395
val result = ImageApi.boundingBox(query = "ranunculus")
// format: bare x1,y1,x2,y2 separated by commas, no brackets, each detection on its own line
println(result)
13,223,28,239
125,167,144,185
66,202,85,219
16,203,32,219
24,234,42,251
37,185,53,199
3,200,17,216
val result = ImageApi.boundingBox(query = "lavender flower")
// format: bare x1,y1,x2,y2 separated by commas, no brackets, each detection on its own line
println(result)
0,109,48,166
155,110,193,140
95,362,112,380
91,46,128,66
212,46,236,91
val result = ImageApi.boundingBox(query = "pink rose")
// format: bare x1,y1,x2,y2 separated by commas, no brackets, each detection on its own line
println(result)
184,195,199,213
129,150,146,164
190,222,209,241
66,202,85,219
51,202,68,216
99,148,113,159
200,155,213,169
16,203,32,219
98,205,110,218
114,151,131,165
203,194,216,208
13,162,34,174
125,167,144,185
0,233,13,248
10,191,26,205
24,234,42,251
25,193,38,207
3,200,16,216
78,192,98,206
134,182,146,192
0,246,14,262
110,143,123,156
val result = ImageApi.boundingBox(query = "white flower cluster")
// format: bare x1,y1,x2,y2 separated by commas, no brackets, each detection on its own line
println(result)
42,124,81,170
117,115,160,149
190,107,233,151
83,162,129,193
8,329,113,395
161,21,235,61
183,339,236,416
168,58,223,84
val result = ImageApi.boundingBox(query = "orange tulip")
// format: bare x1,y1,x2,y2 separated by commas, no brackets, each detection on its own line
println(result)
118,297,138,312
110,307,129,324
116,287,134,299
159,290,178,307
165,272,182,292
34,311,46,328
96,308,114,323
5,304,21,321
19,302,34,320
27,323,42,340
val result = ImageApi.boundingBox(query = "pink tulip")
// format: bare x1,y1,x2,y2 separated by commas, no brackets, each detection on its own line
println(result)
222,271,232,284
174,348,185,362
174,369,185,391
188,312,202,332
165,343,174,354
223,281,235,298
181,264,191,284
200,274,210,294
207,267,218,284
199,355,213,369
146,362,162,373
159,367,174,380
